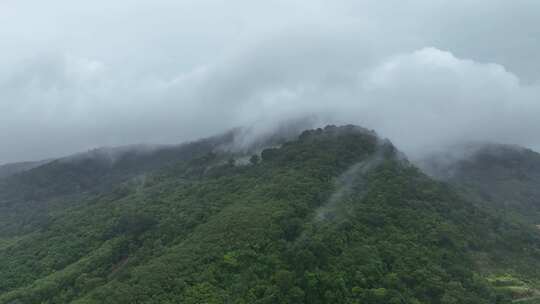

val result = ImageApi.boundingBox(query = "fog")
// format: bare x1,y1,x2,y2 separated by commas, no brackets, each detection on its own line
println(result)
1,0,540,164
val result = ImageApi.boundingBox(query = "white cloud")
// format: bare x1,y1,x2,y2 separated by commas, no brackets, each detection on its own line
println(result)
355,48,539,157
228,47,540,159
0,0,539,163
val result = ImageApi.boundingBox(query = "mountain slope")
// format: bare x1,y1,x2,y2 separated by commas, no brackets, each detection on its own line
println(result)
419,143,540,224
0,160,51,179
0,132,237,237
0,126,539,303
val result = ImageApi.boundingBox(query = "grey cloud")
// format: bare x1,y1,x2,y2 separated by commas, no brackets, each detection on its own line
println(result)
1,0,539,164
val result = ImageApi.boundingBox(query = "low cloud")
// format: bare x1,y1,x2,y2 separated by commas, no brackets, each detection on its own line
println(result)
1,0,539,163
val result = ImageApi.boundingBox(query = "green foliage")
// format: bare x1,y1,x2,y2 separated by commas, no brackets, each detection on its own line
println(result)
249,154,260,165
0,125,538,303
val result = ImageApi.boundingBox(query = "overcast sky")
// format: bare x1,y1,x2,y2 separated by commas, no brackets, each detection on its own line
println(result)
1,0,539,164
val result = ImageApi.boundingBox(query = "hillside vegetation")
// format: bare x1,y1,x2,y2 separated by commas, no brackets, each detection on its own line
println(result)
1,125,540,303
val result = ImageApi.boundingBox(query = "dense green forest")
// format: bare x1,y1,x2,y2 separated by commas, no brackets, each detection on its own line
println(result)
1,125,540,303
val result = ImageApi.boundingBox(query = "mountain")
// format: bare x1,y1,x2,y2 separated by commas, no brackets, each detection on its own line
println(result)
0,131,241,237
419,143,540,224
0,160,51,179
1,125,540,303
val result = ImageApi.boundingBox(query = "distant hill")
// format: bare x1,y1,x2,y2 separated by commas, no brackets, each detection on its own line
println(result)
419,143,540,223
1,126,539,303
0,131,238,237
0,160,51,179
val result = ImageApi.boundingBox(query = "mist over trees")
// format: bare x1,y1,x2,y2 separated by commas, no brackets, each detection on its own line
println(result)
0,126,539,303
2,1,540,303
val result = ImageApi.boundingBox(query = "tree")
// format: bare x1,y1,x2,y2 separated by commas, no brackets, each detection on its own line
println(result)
249,155,260,165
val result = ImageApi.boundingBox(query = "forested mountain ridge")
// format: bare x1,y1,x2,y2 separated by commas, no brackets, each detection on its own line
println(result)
419,143,540,224
0,131,239,237
1,125,540,303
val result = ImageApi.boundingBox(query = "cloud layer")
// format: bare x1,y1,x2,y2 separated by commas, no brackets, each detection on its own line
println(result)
1,0,539,163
